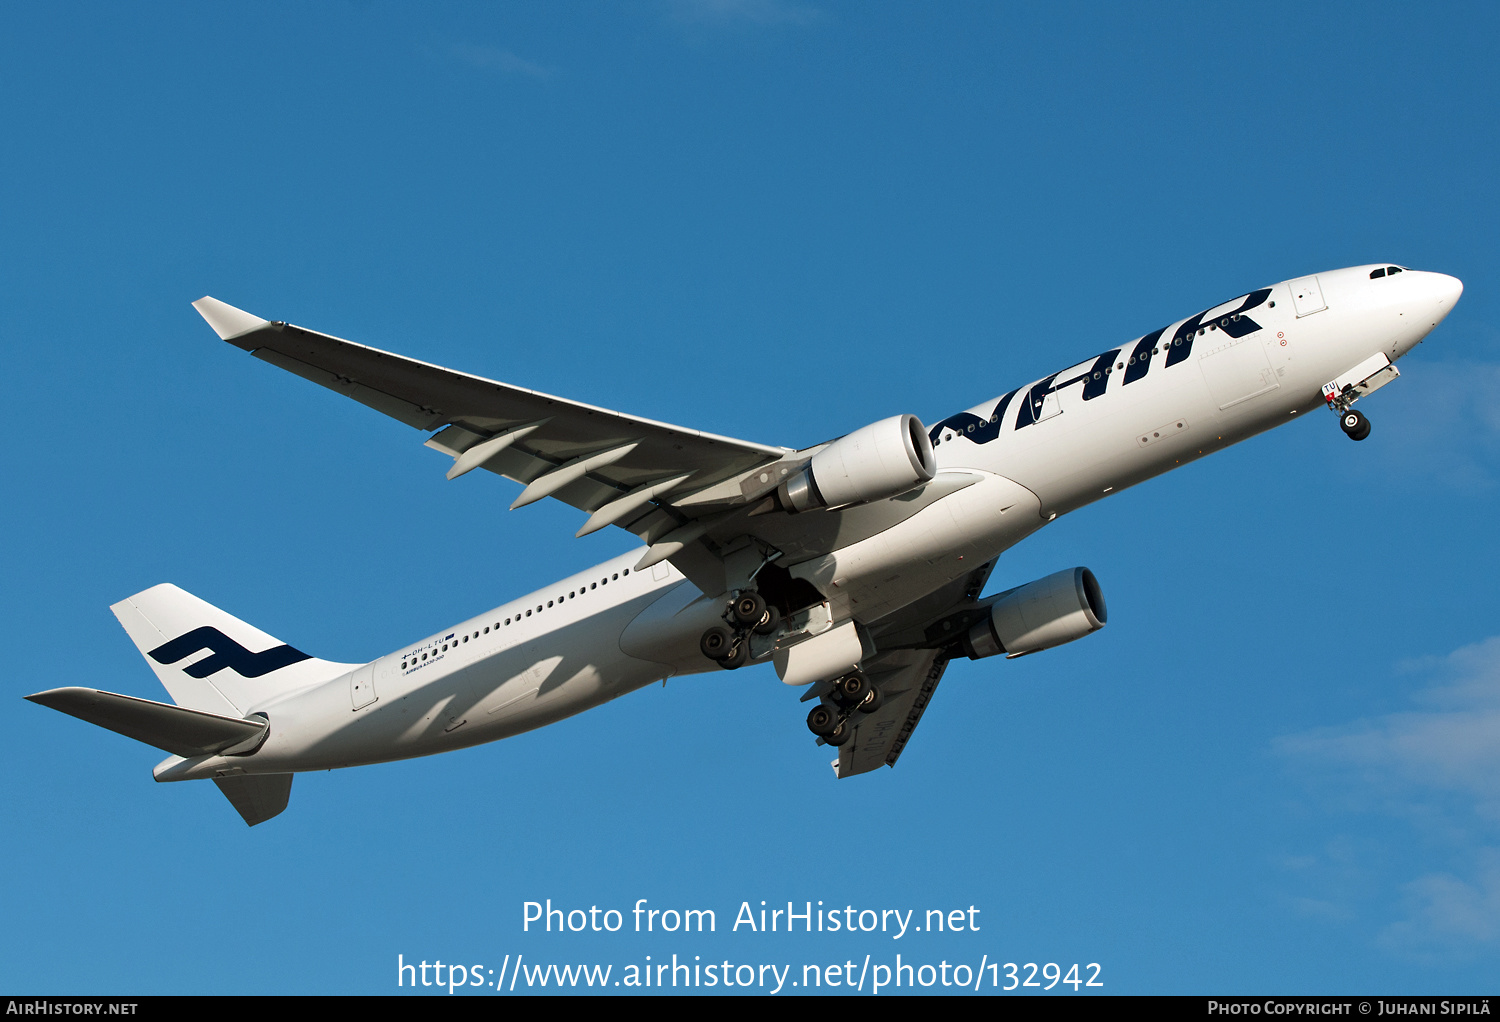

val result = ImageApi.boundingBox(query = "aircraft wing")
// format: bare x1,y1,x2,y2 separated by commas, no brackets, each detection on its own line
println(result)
832,559,997,777
193,298,793,541
832,648,951,778
193,299,988,598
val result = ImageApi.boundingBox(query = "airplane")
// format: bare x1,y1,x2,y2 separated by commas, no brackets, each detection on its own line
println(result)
27,264,1463,825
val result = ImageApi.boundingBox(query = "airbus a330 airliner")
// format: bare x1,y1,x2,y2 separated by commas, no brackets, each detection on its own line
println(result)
29,265,1462,825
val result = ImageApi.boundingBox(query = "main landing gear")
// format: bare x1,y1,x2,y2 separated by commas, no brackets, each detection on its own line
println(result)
699,589,781,670
804,671,883,747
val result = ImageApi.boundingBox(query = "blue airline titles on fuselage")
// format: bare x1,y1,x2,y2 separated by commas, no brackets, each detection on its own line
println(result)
926,288,1274,446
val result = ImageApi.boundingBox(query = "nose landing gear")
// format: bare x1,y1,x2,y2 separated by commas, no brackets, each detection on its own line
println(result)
1339,409,1371,441
1323,353,1399,443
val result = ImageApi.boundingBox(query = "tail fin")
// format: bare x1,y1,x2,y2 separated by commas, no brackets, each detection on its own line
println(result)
111,583,357,716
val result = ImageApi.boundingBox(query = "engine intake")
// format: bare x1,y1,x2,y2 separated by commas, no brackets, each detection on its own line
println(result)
777,414,936,514
964,567,1107,659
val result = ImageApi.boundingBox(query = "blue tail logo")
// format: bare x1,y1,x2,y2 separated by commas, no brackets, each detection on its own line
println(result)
149,627,311,679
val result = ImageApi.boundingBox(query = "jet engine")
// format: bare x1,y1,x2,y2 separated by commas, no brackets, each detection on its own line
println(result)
776,414,936,513
963,567,1107,659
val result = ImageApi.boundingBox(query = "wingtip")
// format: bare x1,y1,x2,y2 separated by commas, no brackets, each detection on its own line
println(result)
24,687,90,707
192,296,271,341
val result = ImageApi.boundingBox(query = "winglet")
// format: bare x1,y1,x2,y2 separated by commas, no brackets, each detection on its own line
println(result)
192,296,271,340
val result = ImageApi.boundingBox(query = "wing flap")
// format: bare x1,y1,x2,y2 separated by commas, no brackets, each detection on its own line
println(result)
835,651,950,777
253,348,445,430
831,560,998,777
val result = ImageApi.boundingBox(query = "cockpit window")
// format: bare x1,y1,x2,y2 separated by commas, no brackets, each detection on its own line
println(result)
1388,266,1402,274
1370,268,1386,278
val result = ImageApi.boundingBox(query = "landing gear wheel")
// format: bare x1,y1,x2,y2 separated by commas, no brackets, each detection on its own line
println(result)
806,704,837,736
732,591,768,627
857,686,883,714
1340,409,1371,441
719,642,749,669
825,722,852,747
700,626,734,661
753,605,781,636
834,672,870,708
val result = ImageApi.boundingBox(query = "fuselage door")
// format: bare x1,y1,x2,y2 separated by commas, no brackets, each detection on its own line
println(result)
350,662,378,710
1289,276,1327,317
1019,375,1063,426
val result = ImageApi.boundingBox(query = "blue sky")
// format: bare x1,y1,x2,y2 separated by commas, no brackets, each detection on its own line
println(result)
3,0,1498,995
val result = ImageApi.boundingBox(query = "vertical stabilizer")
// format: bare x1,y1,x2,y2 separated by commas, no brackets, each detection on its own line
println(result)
111,583,358,716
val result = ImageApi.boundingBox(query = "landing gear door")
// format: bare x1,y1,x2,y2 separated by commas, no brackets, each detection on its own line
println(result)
1290,275,1327,318
1322,352,1400,411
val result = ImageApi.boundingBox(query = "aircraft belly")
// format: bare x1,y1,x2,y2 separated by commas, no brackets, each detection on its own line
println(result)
201,599,672,772
618,581,726,677
788,473,1045,621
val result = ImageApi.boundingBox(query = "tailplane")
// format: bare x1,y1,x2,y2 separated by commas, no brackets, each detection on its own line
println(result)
24,583,357,827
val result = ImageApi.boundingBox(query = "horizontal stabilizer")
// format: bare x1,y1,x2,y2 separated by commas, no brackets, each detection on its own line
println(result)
26,687,267,758
213,774,292,827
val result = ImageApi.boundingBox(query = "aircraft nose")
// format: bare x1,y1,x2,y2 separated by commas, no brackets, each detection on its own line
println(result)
1403,269,1463,303
1395,270,1462,350
1417,270,1463,320
1433,272,1464,306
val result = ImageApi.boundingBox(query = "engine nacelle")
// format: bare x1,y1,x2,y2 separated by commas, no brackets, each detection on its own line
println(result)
963,567,1107,659
777,414,936,513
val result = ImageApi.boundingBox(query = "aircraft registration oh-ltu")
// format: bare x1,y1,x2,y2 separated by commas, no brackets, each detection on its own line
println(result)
29,265,1462,825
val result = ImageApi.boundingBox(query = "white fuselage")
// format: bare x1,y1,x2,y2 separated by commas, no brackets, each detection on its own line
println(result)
154,264,1461,782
